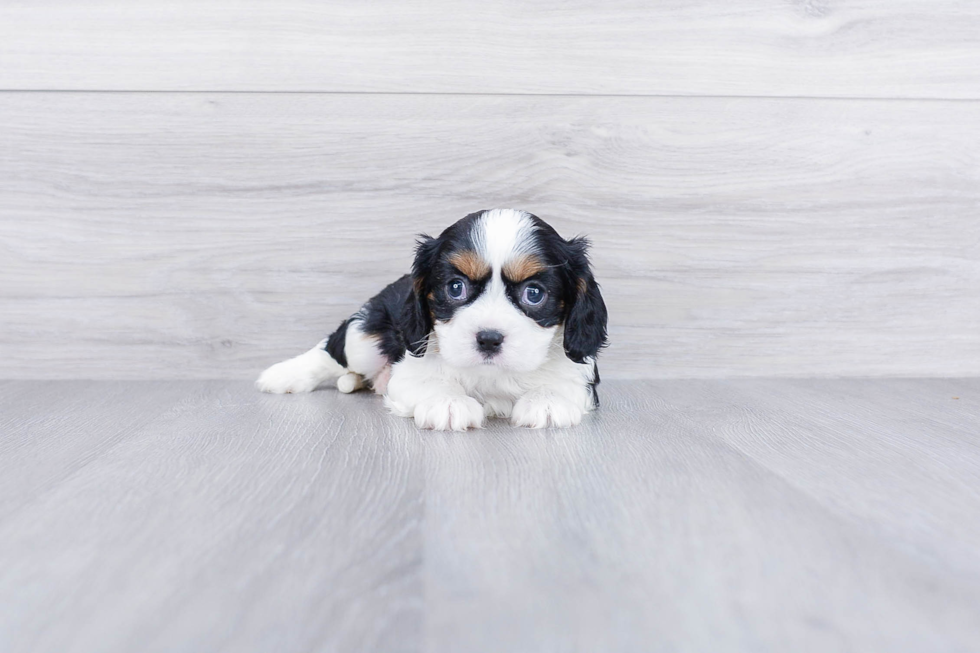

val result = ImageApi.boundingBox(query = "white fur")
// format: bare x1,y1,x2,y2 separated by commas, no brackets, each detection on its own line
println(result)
344,320,388,380
473,208,538,272
336,373,364,394
255,338,345,394
413,394,485,431
433,285,556,373
385,329,596,430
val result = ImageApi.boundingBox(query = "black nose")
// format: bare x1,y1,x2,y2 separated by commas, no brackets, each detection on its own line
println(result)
476,329,505,355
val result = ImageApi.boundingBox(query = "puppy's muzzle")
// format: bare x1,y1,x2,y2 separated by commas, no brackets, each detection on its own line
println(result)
476,329,505,356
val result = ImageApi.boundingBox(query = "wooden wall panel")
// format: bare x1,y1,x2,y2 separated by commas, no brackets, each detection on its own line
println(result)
2,93,978,379
0,1,978,98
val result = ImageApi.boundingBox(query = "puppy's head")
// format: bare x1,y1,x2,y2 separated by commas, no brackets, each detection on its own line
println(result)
402,209,607,372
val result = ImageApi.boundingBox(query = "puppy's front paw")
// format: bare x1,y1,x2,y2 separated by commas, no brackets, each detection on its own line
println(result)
414,395,485,432
511,391,584,429
255,359,322,394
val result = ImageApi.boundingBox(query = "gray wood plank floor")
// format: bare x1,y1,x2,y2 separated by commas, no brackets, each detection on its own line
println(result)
1,379,978,652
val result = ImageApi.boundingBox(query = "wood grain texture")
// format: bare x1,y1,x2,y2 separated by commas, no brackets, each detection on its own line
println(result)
1,1,980,98
1,379,978,652
0,382,424,653
424,378,980,652
0,381,192,520
2,93,979,379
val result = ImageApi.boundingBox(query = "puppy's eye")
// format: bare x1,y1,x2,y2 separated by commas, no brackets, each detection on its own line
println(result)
521,284,546,306
447,278,468,301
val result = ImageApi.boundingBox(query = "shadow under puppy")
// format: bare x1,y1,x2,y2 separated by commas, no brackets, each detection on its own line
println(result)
257,208,607,430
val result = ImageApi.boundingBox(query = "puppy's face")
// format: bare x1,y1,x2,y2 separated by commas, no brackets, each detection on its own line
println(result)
403,209,607,372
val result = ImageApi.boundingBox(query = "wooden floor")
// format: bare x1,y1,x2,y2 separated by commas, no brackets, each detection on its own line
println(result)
1,379,978,652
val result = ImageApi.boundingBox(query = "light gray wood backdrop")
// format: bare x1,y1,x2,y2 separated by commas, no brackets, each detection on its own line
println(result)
1,2,979,379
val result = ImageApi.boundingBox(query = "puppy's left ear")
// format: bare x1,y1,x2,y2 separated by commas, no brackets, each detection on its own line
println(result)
562,237,608,364
400,234,442,358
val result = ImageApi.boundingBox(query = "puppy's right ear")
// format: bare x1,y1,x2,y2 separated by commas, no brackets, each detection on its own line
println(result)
400,234,442,358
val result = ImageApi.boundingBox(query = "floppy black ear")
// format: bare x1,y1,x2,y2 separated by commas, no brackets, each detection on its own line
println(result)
400,235,441,357
562,237,608,364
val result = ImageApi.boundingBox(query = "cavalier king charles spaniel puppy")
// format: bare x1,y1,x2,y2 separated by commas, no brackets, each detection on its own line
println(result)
256,208,607,430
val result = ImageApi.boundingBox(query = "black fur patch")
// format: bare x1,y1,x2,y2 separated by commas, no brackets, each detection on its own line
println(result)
356,274,415,363
324,317,350,368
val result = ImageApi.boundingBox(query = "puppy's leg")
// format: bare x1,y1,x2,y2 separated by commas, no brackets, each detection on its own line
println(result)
511,359,597,429
336,372,365,394
511,384,590,428
257,311,396,395
341,319,389,393
384,354,484,431
255,323,350,395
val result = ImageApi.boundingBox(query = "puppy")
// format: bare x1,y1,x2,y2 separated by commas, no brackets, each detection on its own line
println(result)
256,208,608,430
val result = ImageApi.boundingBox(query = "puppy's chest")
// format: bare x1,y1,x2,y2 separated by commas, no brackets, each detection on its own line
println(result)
456,371,529,403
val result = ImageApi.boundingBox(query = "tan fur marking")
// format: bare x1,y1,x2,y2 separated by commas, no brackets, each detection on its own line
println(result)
503,254,547,283
447,250,491,280
577,277,588,295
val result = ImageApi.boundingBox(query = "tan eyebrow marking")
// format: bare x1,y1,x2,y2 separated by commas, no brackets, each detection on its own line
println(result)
447,250,491,280
502,254,546,283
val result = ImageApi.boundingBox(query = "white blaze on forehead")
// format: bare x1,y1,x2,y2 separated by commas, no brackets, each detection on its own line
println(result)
471,209,538,273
